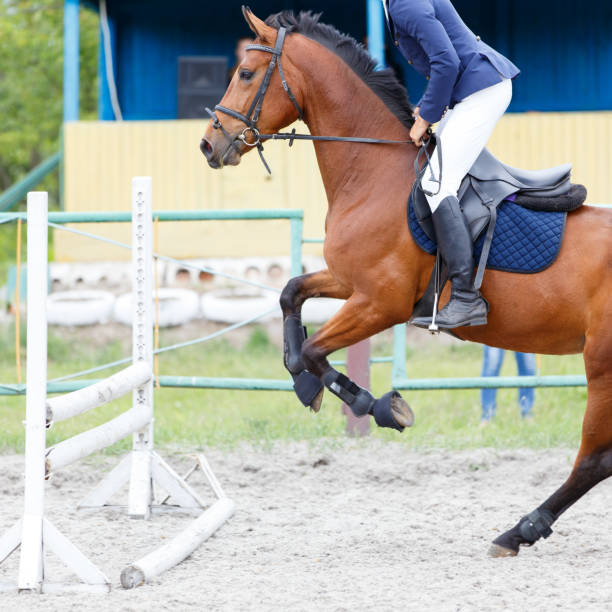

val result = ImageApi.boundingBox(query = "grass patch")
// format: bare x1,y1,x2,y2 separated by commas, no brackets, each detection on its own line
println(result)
0,323,587,453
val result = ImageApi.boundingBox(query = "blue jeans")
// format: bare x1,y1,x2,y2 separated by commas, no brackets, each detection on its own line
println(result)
481,346,536,420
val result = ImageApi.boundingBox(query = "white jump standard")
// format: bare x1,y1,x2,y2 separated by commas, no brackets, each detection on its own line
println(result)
0,178,234,593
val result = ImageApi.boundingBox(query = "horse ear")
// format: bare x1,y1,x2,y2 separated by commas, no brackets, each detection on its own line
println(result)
241,6,275,42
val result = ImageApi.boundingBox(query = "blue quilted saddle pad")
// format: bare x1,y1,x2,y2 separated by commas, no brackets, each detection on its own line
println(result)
408,197,567,274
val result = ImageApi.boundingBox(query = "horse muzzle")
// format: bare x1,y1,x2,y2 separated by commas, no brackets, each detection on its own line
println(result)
200,135,242,169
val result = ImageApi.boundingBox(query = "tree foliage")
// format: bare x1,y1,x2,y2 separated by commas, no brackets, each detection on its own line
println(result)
0,0,99,198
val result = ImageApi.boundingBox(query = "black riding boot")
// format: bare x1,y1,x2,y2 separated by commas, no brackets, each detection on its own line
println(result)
412,196,488,329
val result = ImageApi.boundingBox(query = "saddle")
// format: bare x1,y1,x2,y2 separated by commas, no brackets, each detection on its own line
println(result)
410,143,587,327
412,145,585,247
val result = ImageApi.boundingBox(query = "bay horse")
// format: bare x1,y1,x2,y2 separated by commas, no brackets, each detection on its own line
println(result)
201,8,612,557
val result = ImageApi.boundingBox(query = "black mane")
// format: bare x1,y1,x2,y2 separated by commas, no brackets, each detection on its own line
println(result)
264,11,414,128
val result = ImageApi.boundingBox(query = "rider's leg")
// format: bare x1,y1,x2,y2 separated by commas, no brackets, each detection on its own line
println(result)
421,78,513,212
415,78,512,329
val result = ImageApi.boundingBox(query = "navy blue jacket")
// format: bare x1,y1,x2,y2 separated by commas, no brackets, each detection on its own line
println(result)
384,0,520,124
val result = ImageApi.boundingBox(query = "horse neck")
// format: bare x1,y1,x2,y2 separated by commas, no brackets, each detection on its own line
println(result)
294,43,417,209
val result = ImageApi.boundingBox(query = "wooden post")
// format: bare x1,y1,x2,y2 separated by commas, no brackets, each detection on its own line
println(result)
343,339,371,436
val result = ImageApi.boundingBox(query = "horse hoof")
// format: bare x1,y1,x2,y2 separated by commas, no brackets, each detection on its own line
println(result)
293,370,324,409
310,388,324,413
372,391,413,432
488,543,518,558
390,393,415,428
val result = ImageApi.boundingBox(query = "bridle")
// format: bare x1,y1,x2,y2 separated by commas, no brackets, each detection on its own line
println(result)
205,26,430,175
206,27,303,173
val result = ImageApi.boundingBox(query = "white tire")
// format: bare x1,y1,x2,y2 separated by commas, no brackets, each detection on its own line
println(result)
114,289,200,327
47,291,116,326
200,290,280,324
301,298,345,324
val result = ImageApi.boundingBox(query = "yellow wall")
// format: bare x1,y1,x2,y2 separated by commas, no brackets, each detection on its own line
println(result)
58,120,327,261
58,113,611,261
488,111,612,205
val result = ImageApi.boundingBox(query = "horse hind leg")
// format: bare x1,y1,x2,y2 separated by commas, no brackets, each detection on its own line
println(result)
280,270,351,413
300,295,414,432
490,330,612,556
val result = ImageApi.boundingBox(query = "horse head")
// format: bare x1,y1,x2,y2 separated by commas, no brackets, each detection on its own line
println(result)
201,7,305,169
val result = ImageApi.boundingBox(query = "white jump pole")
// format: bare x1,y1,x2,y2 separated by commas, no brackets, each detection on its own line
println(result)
120,497,235,588
46,407,152,474
15,193,109,593
46,362,151,424
120,452,235,589
0,181,234,592
128,176,155,519
17,192,48,592
74,177,203,516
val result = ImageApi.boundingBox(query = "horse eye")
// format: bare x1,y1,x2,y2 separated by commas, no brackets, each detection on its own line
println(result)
239,69,254,81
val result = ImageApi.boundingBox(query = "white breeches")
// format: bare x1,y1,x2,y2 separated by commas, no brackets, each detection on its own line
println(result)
422,78,513,212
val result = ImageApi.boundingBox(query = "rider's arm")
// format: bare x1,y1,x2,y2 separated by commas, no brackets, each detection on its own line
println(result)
391,0,460,124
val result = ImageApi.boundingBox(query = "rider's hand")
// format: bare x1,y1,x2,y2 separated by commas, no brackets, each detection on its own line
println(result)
410,114,430,146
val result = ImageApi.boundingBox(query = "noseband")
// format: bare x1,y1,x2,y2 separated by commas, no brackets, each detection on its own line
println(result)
206,26,428,174
206,27,303,174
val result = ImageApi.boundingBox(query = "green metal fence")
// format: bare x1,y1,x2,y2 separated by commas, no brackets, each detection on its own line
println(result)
0,209,303,396
0,205,597,397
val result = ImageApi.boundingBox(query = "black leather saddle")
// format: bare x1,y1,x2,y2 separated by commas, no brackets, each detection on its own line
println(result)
411,145,585,247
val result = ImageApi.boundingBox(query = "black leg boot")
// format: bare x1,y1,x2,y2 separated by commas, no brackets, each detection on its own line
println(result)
412,196,488,329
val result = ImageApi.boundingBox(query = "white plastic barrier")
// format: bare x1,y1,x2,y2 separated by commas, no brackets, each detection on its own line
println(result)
0,180,234,594
201,290,280,323
114,288,200,327
47,290,115,326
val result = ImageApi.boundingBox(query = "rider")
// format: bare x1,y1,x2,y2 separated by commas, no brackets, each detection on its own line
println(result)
382,0,520,328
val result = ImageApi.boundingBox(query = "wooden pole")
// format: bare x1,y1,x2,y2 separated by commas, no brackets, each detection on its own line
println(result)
343,339,371,436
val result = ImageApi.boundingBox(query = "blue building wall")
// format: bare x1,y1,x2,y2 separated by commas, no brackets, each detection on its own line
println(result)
97,0,366,120
96,0,612,120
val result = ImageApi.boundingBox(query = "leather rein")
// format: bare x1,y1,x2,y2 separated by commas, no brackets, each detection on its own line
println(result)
205,26,421,174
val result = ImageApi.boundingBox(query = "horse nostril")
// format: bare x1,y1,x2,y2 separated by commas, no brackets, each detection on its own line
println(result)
200,138,214,159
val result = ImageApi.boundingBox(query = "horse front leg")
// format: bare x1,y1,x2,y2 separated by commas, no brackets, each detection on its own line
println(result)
298,294,414,432
491,331,612,556
280,270,351,412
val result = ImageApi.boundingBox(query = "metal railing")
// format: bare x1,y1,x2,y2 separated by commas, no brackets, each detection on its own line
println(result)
0,208,303,396
1,203,602,396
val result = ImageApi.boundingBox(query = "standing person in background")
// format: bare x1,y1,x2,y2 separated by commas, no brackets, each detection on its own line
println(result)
481,347,536,423
228,37,253,83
